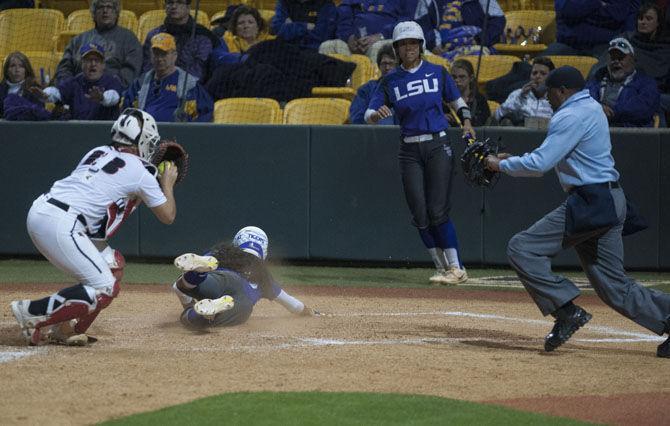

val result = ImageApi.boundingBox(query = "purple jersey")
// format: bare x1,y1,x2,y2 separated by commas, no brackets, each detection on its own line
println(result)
368,60,460,137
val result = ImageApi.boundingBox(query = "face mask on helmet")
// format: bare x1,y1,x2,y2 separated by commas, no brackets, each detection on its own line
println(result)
110,108,161,161
233,226,269,260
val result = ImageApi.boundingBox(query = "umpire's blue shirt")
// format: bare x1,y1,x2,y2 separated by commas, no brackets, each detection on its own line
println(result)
499,89,620,192
368,60,460,137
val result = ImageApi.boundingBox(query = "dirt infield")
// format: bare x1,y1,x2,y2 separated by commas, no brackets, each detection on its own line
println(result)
1,283,668,425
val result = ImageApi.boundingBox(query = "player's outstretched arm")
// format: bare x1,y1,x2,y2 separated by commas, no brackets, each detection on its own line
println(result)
274,289,319,316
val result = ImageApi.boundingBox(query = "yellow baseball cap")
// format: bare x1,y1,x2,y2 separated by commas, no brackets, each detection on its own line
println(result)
151,32,176,51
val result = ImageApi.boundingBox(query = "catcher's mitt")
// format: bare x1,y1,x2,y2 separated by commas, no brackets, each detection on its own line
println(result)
152,139,189,184
460,135,502,188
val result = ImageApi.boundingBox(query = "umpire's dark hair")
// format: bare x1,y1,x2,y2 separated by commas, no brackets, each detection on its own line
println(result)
532,56,555,71
230,5,267,36
376,44,396,67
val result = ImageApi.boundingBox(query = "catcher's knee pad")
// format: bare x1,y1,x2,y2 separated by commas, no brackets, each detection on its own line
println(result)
110,250,125,282
74,282,120,334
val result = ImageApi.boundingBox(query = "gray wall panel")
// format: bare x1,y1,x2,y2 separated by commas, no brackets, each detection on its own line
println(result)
138,125,311,259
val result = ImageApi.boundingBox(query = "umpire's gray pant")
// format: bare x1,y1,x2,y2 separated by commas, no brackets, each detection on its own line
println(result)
507,187,670,335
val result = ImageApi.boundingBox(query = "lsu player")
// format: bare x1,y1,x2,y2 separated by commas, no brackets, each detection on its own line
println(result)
365,21,474,285
10,108,178,345
172,226,319,329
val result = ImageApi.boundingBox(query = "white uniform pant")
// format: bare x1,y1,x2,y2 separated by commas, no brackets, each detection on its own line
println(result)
27,196,115,295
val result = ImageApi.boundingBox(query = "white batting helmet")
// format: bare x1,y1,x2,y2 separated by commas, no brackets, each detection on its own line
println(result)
392,21,425,46
110,108,160,161
233,226,269,260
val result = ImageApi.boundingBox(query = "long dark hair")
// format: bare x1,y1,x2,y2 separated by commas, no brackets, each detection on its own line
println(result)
451,59,477,96
208,242,274,295
230,5,266,37
638,2,665,40
2,51,37,90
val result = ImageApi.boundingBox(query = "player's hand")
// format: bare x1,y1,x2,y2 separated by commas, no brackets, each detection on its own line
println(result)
485,153,510,171
158,160,179,189
86,86,104,103
29,86,48,100
462,120,476,139
300,306,321,317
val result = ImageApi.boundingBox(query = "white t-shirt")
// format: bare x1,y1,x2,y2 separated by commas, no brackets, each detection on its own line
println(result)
49,145,167,238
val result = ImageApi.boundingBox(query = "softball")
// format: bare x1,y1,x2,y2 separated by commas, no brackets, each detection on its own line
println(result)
157,161,172,175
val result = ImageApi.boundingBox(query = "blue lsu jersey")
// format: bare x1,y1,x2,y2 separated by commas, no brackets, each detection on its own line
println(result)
369,61,461,137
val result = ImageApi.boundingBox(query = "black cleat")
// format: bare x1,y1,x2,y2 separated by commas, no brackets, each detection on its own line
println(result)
657,335,670,358
544,306,592,352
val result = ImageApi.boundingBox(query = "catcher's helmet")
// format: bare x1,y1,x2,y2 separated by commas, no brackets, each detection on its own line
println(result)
111,108,160,161
392,21,425,47
233,226,268,260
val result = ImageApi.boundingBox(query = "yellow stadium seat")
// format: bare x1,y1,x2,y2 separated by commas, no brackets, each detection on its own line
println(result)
198,1,238,18
0,9,64,58
501,10,556,45
326,53,375,89
259,9,275,25
66,9,138,33
423,53,450,71
283,98,351,125
138,9,210,43
244,0,277,10
40,0,89,18
456,55,520,86
311,87,356,101
214,98,282,124
546,55,598,78
487,100,500,115
121,0,164,19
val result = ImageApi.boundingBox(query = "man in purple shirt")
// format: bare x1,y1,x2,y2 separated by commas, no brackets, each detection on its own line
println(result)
40,43,122,120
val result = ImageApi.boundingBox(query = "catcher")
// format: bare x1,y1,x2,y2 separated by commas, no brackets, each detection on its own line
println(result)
172,226,319,329
10,108,189,346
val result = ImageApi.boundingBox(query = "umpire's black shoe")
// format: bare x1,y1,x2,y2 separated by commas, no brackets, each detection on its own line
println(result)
657,335,670,358
544,305,592,352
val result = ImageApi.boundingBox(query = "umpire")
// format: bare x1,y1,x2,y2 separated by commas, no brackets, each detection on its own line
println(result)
366,21,474,285
486,66,670,357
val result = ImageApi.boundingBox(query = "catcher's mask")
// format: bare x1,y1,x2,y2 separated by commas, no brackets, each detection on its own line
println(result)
110,108,161,161
233,226,268,260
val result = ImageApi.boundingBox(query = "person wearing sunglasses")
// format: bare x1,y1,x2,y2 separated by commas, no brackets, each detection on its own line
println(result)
585,37,659,127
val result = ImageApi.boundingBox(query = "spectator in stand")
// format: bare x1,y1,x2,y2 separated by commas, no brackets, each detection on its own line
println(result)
448,59,490,126
0,0,33,11
494,56,554,126
55,0,141,90
585,36,660,127
591,3,670,125
435,0,506,61
349,44,398,124
125,33,213,122
223,5,276,54
404,0,441,53
318,0,408,63
543,0,640,57
142,0,220,82
270,0,337,50
37,43,122,120
0,52,51,121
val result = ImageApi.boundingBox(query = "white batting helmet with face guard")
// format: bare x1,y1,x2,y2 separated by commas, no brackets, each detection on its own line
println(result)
233,226,269,260
110,108,160,161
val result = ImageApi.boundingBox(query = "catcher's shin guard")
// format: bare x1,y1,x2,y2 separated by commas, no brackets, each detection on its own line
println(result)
74,281,120,334
26,284,97,345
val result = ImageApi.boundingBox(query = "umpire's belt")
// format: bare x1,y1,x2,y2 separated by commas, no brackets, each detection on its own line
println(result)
403,130,446,143
568,181,619,194
46,196,87,227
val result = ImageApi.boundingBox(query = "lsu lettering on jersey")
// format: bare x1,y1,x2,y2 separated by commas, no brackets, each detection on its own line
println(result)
48,145,167,238
368,61,461,137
